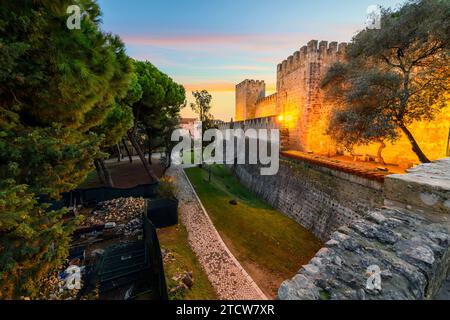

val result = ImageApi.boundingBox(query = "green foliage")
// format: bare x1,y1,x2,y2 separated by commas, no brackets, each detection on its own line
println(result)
0,179,79,299
190,90,216,157
0,0,134,298
133,61,185,131
185,165,322,297
157,176,176,199
0,108,102,197
322,0,450,163
190,90,214,128
323,64,399,151
0,0,132,130
131,60,186,168
0,0,135,190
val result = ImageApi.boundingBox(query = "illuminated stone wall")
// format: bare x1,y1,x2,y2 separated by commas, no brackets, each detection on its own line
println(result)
235,79,265,121
254,93,278,119
235,39,450,165
278,158,450,300
353,104,450,166
276,40,347,153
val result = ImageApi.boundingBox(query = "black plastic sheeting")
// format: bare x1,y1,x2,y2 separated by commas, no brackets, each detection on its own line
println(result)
38,182,176,300
39,182,159,210
82,214,168,300
146,198,178,229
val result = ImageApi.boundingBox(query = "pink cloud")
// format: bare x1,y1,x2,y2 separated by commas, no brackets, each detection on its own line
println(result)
182,81,276,93
182,81,235,92
121,33,313,53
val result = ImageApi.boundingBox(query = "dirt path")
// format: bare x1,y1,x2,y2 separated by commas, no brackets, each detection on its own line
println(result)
167,165,267,300
80,156,164,188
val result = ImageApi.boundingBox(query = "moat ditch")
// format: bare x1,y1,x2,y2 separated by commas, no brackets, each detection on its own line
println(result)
184,165,323,298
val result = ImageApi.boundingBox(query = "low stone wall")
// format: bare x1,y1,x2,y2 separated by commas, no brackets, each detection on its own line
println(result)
384,158,450,221
277,158,450,300
278,207,450,300
233,158,384,241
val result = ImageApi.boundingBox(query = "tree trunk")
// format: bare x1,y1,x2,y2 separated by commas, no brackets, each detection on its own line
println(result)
122,139,133,163
94,159,106,185
399,124,431,163
148,144,152,165
162,149,172,175
127,130,159,181
116,144,122,162
98,158,114,187
377,140,386,165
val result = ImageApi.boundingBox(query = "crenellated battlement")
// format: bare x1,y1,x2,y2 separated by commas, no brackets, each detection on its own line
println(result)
235,79,266,121
256,92,277,105
276,40,348,76
235,38,450,168
236,39,349,150
236,79,266,89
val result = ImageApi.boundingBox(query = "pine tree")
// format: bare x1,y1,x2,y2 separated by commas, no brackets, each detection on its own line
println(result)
0,0,133,298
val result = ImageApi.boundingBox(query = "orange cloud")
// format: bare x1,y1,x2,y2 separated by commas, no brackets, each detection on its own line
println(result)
208,65,272,71
183,82,235,92
182,81,276,93
121,33,314,53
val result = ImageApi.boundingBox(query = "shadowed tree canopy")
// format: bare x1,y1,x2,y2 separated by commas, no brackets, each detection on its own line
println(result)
0,0,134,299
0,0,134,192
90,73,141,186
322,0,450,163
1,0,132,131
128,60,185,178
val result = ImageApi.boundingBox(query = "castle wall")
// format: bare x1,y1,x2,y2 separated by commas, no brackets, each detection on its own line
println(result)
235,40,347,152
235,80,266,121
275,41,347,152
278,158,450,300
230,155,450,300
353,104,450,166
233,158,384,241
254,93,278,118
234,39,450,165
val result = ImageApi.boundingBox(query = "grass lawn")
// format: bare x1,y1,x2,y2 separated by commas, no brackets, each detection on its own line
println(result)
79,157,217,300
157,223,218,300
184,165,323,298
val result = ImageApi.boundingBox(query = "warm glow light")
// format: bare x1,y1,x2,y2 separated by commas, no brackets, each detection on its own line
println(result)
278,115,284,121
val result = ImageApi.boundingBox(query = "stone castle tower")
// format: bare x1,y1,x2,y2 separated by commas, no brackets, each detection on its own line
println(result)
235,40,347,153
234,39,450,165
235,80,266,121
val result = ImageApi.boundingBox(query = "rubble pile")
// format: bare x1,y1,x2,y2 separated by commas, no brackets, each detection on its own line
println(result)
161,248,175,264
41,265,84,300
169,271,195,296
80,197,145,236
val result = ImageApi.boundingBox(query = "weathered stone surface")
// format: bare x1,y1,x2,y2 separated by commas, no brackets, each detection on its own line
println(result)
231,38,450,165
384,158,450,220
167,166,267,300
233,159,383,240
278,208,450,300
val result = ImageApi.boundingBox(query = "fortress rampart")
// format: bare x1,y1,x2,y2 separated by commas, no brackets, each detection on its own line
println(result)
235,39,450,166
231,156,450,300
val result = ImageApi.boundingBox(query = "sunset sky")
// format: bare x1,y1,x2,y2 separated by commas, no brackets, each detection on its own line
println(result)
98,0,405,121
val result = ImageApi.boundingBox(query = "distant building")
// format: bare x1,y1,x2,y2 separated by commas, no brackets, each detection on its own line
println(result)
179,118,201,139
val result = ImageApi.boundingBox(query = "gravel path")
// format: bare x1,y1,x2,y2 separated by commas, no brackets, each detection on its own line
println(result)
167,165,267,300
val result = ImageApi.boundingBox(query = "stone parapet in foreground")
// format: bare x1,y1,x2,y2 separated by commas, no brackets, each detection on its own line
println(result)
278,208,450,300
279,158,450,300
384,158,450,220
